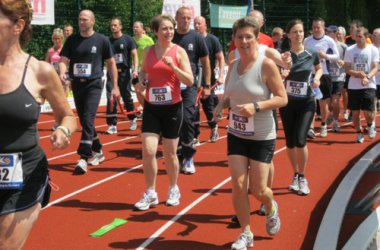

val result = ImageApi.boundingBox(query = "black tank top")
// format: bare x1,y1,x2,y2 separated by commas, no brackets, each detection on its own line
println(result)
0,55,40,152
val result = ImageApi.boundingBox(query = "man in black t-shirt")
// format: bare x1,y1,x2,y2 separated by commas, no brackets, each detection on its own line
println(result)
194,15,225,143
106,18,139,135
173,6,211,175
59,10,120,174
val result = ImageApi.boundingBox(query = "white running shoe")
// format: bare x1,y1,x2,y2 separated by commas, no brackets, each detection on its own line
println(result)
192,138,200,146
266,200,281,236
166,186,181,206
343,111,349,121
129,118,137,131
231,231,254,250
106,125,117,135
182,157,196,174
88,151,105,166
134,191,159,211
210,125,219,142
368,125,377,139
307,128,315,139
320,125,327,138
298,177,310,195
74,159,88,174
356,133,364,143
289,176,299,191
332,120,340,132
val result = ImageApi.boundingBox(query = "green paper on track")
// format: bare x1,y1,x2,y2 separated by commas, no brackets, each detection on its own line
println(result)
90,218,127,237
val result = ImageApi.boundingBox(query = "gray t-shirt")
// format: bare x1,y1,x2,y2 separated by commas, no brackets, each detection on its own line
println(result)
329,42,347,82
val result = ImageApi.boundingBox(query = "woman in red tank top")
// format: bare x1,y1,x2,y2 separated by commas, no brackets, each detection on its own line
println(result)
133,15,193,210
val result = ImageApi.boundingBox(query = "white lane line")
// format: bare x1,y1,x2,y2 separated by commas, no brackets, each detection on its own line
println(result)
136,145,287,249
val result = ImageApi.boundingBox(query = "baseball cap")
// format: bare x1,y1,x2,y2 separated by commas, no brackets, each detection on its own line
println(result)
326,25,339,33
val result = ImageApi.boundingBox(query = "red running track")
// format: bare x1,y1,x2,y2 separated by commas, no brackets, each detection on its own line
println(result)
24,108,380,250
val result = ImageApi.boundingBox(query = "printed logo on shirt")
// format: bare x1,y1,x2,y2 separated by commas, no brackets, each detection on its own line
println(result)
0,156,12,167
91,46,97,53
120,44,124,49
188,44,193,51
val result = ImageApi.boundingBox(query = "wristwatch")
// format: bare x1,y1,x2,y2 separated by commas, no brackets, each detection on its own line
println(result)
57,126,71,138
203,85,211,90
254,102,260,113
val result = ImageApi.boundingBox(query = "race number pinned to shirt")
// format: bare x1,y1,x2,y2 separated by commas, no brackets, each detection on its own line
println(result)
329,67,340,77
228,111,254,136
149,86,172,105
0,153,23,189
354,63,368,73
73,63,92,78
286,80,308,98
114,53,124,64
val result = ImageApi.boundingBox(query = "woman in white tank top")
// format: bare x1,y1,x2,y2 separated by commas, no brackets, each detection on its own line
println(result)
214,16,288,249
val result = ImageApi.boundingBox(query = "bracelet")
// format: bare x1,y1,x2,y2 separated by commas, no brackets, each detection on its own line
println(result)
57,126,71,138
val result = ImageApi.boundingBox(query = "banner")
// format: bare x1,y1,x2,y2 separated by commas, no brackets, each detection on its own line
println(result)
209,3,247,29
30,0,55,25
162,0,200,29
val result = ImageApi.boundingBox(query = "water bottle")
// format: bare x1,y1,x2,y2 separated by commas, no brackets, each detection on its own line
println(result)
312,87,323,100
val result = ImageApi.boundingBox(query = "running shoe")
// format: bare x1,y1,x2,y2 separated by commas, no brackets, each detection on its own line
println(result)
210,125,219,142
106,125,117,135
320,125,327,138
182,157,196,174
166,186,181,206
134,191,159,211
343,111,349,121
289,176,299,191
231,231,254,250
266,200,281,236
298,177,310,195
368,125,377,139
74,159,88,174
326,113,334,125
307,128,315,139
257,203,266,216
356,133,364,143
332,120,340,132
88,151,105,166
192,138,200,146
129,118,137,131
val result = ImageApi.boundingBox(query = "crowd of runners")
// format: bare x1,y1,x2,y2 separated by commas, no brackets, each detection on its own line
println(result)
0,1,379,249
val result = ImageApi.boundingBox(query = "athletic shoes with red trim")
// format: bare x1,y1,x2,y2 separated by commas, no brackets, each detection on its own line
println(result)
231,231,254,250
134,191,159,211
266,200,281,236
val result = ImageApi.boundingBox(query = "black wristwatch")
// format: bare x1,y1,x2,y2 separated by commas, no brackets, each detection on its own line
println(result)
203,85,211,90
254,102,260,113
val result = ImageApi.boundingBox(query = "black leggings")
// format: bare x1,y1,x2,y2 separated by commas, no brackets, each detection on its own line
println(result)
279,98,315,148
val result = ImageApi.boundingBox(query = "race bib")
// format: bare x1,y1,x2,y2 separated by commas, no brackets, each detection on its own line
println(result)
286,80,308,98
114,53,124,64
354,63,368,73
0,153,23,189
73,63,92,77
149,86,172,105
229,111,254,136
329,67,340,77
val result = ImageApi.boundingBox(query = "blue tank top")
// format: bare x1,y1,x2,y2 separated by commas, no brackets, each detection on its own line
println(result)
0,56,40,152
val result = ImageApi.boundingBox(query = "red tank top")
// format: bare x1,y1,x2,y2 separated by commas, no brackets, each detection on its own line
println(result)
144,44,182,105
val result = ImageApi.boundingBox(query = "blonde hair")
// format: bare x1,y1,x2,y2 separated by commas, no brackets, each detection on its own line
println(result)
52,28,64,39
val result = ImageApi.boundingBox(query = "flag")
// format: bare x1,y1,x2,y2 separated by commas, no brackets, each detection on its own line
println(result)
246,0,253,16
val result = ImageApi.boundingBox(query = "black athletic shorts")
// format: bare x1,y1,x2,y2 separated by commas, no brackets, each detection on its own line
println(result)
348,88,376,111
320,74,332,100
376,85,380,99
332,81,344,96
142,101,183,139
227,133,275,163
0,146,51,216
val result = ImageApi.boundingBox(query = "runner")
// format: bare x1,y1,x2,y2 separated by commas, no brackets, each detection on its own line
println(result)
133,14,193,210
63,23,73,42
58,10,120,174
326,25,347,132
372,28,380,111
0,1,76,248
194,15,225,143
344,27,379,142
173,6,211,175
272,27,284,51
304,17,339,138
133,21,155,68
279,19,323,195
214,16,287,249
105,18,139,135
